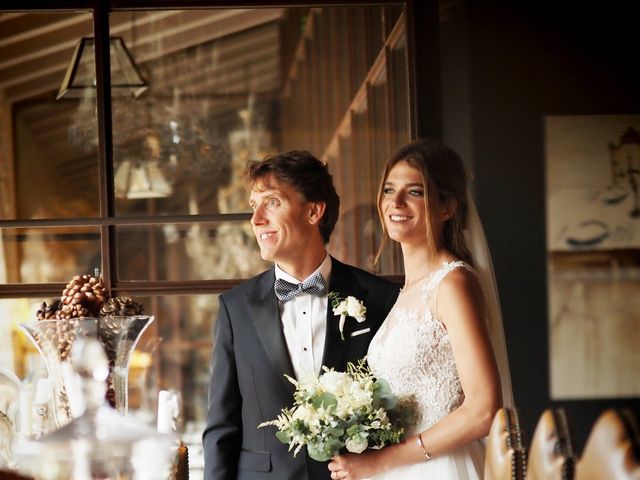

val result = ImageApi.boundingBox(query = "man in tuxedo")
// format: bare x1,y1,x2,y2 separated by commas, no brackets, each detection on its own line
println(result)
203,150,399,480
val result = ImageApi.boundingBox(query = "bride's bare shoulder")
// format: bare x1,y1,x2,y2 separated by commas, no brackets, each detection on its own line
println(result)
435,265,485,324
439,264,481,296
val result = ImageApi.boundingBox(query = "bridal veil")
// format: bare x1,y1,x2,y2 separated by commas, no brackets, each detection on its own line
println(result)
465,193,514,408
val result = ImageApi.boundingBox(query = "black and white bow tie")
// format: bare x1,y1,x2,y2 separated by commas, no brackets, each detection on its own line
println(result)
274,272,327,302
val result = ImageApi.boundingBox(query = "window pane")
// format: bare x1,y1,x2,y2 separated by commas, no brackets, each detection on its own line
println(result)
135,293,215,479
106,7,409,277
0,298,44,377
109,10,282,216
0,12,98,221
280,7,408,274
116,222,268,281
0,227,101,284
97,294,214,478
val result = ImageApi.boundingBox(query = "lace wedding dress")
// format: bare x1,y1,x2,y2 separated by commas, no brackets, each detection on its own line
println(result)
367,261,485,479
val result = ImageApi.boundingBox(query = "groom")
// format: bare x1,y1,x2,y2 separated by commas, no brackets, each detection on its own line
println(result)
203,151,399,480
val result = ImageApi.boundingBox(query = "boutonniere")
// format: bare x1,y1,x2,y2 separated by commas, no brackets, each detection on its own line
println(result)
328,292,366,341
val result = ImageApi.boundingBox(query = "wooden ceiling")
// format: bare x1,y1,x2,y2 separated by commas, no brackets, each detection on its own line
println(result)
0,8,287,210
0,9,285,104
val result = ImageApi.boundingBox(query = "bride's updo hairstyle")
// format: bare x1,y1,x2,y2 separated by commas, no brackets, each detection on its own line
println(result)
375,138,472,264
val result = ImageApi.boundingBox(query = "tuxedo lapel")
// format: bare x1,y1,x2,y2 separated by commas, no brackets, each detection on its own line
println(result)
321,258,366,370
248,268,295,393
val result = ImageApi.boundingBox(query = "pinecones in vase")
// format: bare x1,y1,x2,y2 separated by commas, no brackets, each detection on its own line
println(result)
99,296,144,317
32,273,152,409
98,296,144,410
57,274,108,319
35,274,108,359
36,300,61,320
56,317,80,360
56,303,90,320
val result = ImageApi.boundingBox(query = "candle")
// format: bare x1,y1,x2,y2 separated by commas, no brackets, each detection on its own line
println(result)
157,389,178,433
31,377,50,438
18,386,32,437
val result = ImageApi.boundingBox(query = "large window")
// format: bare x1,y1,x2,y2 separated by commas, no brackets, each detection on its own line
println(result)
0,4,412,476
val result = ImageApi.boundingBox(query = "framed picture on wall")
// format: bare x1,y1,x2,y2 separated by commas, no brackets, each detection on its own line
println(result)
545,114,640,399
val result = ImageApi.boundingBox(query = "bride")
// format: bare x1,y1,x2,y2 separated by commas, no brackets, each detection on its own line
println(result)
328,138,513,480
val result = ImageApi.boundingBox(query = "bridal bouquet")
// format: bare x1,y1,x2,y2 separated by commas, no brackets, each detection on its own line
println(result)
259,360,404,462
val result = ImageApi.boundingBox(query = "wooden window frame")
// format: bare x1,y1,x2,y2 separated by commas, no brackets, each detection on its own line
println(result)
0,0,439,300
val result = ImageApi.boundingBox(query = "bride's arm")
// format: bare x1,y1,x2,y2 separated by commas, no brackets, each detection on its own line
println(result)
411,267,502,455
329,268,502,479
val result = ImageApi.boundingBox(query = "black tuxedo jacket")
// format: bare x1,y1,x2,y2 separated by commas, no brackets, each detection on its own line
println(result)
203,257,399,480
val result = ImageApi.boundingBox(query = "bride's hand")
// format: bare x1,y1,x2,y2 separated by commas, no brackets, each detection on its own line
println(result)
328,451,382,480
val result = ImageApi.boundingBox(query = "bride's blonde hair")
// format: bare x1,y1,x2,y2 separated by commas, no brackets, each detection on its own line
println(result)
375,138,472,265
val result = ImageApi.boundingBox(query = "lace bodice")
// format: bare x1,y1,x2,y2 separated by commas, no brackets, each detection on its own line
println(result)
368,261,475,432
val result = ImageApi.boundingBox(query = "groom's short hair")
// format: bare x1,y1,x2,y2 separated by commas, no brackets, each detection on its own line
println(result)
247,150,340,244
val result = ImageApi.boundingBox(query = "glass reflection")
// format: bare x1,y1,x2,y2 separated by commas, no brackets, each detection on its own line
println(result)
1,12,98,222
0,227,101,284
109,10,280,215
117,222,268,281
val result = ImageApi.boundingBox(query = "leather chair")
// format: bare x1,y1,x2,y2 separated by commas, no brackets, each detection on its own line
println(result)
575,408,640,480
0,471,33,480
526,408,576,480
485,407,527,480
168,441,189,480
176,442,189,480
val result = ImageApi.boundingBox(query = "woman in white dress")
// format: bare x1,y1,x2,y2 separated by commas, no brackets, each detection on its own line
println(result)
328,138,513,480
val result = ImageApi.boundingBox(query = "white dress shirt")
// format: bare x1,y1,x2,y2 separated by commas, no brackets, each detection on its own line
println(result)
275,255,331,380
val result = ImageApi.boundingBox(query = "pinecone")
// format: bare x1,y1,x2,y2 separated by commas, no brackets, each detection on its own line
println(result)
105,379,116,408
56,317,80,360
99,296,144,317
36,300,61,320
58,274,108,319
55,302,90,320
31,322,58,358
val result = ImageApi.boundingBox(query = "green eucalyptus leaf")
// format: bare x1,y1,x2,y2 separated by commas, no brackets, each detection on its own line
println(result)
374,378,397,409
313,392,337,410
346,424,361,436
307,444,331,462
275,430,291,444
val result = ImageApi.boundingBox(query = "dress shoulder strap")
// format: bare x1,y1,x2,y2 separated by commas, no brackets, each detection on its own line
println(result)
421,260,475,304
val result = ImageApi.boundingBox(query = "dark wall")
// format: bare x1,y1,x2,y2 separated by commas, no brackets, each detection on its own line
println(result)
439,0,640,451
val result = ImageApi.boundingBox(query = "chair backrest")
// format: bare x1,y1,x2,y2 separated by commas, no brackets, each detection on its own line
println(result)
176,442,189,480
0,471,34,480
485,407,527,480
169,441,189,480
526,408,576,480
575,408,640,480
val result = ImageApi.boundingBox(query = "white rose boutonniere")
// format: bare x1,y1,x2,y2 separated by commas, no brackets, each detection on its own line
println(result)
328,292,367,340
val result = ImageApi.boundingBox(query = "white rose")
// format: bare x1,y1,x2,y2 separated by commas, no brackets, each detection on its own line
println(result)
292,404,312,422
331,294,367,339
334,402,352,419
344,296,366,322
348,384,373,409
319,370,349,394
345,435,368,454
332,302,347,316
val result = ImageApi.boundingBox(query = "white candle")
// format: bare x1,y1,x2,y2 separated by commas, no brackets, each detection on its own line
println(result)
157,389,178,433
31,377,50,438
18,387,32,437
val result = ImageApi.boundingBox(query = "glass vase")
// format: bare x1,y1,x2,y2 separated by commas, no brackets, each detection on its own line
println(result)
19,315,154,428
13,336,176,480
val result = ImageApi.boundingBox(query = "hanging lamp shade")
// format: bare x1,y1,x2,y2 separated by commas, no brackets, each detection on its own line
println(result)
114,159,173,199
57,37,148,100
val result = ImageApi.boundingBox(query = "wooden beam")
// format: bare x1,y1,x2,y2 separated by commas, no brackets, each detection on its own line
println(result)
2,9,283,103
